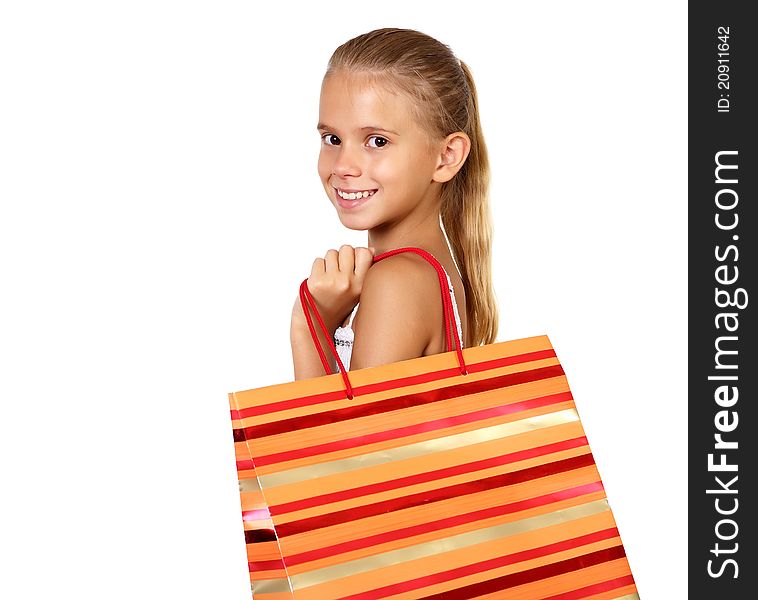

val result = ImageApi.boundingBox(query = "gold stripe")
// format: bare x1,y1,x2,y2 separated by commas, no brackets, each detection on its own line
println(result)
613,594,640,600
290,498,610,590
240,476,263,493
260,408,580,489
253,576,294,595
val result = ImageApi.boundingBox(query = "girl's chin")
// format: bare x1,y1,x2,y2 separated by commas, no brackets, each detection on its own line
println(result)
333,206,377,231
336,216,374,232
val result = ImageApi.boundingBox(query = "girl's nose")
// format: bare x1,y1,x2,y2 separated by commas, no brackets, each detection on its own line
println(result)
331,144,362,177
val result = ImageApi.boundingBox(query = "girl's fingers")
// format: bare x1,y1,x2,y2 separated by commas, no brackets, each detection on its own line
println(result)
324,248,339,273
311,257,325,275
354,247,374,278
338,244,355,273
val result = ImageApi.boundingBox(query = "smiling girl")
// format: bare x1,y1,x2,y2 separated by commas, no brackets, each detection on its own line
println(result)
291,28,498,379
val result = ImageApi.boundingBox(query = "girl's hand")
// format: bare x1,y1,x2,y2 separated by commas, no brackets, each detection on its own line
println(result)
292,245,375,334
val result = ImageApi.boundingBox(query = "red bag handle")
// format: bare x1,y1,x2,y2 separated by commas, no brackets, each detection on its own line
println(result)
298,246,468,399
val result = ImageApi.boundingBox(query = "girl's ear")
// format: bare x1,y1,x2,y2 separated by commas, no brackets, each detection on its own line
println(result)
433,132,471,184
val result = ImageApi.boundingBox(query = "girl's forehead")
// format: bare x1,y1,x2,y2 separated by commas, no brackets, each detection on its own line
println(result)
319,72,416,131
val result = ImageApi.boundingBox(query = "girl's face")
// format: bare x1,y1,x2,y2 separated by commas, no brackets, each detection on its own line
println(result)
317,71,441,232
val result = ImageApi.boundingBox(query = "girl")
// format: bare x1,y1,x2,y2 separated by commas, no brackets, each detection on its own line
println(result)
291,28,498,380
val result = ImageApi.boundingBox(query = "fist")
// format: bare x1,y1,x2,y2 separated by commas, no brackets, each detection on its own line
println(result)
294,245,375,333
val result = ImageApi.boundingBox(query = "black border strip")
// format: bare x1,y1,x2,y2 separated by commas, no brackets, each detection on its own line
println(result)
690,4,756,594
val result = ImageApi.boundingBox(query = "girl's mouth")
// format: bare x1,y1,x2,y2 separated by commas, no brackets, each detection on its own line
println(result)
334,187,378,209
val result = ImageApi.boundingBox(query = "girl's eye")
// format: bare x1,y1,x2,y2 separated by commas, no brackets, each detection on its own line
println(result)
368,136,388,148
322,134,340,146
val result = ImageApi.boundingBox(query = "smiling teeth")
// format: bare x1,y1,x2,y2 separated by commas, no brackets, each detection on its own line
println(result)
337,189,376,200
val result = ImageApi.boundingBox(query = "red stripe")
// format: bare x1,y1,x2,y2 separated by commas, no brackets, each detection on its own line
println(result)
284,481,604,566
254,389,572,467
338,527,620,600
236,459,255,471
276,453,596,538
414,546,628,600
541,574,636,600
231,348,557,420
242,528,277,543
272,436,589,516
236,364,566,442
248,558,286,572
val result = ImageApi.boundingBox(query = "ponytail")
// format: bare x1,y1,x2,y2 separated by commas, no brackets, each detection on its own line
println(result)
440,61,498,346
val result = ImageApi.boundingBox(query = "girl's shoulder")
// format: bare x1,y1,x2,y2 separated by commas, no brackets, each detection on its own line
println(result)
352,253,442,350
348,253,443,369
362,252,441,304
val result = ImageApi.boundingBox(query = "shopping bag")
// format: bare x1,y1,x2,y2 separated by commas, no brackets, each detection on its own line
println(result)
229,247,638,599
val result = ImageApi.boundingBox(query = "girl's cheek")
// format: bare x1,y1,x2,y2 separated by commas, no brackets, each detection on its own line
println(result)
317,155,330,177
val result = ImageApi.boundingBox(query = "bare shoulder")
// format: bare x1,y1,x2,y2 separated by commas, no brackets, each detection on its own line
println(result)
361,252,440,302
349,253,441,369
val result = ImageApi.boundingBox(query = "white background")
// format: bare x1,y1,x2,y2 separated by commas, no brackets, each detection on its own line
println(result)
0,2,687,598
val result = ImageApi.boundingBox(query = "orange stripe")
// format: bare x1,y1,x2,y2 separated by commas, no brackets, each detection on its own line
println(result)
247,539,284,561
245,540,284,561
240,489,267,512
250,569,288,580
237,467,258,479
235,440,255,462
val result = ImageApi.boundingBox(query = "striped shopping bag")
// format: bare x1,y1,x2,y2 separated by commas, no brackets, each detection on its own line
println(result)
229,247,638,599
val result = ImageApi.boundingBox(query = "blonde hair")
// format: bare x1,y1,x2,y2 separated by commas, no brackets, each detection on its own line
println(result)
325,28,499,346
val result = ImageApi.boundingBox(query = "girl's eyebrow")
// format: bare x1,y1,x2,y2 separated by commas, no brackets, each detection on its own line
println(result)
316,123,399,135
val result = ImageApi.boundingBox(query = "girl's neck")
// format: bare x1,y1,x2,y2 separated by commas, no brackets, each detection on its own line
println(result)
367,207,449,258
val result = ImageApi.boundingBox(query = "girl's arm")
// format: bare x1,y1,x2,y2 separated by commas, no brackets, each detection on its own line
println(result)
290,300,337,380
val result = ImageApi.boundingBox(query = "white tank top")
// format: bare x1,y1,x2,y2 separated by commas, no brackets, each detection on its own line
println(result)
333,266,464,371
